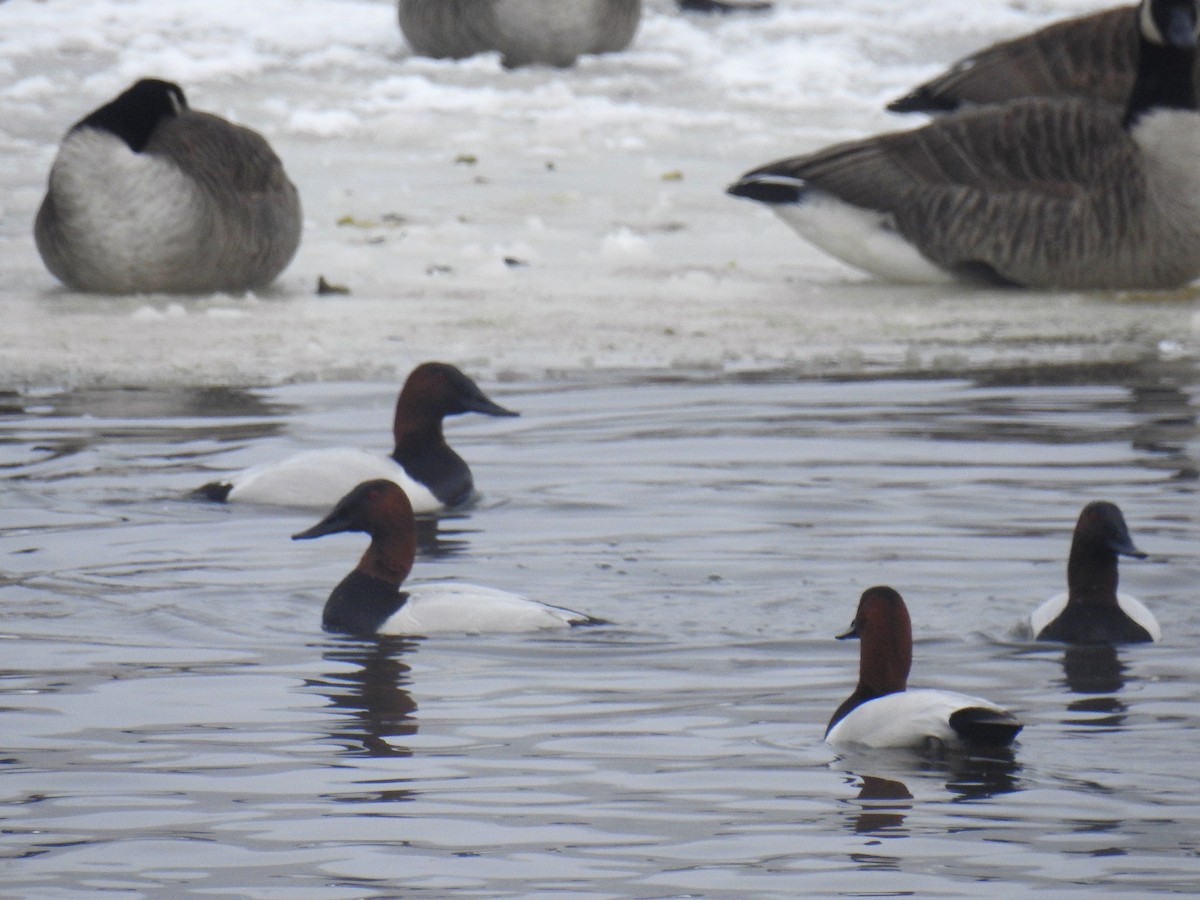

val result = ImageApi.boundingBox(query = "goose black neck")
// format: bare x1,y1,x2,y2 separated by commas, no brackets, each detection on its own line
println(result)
1125,38,1199,127
75,80,185,153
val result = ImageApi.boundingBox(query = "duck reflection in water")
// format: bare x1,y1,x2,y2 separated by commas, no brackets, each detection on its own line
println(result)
309,638,419,759
1060,643,1129,729
848,774,913,837
415,512,473,561
834,744,1022,840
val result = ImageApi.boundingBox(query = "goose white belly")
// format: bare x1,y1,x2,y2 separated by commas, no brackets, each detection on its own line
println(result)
224,448,441,512
378,583,593,635
825,689,1006,749
42,129,206,292
772,188,954,284
1029,591,1162,642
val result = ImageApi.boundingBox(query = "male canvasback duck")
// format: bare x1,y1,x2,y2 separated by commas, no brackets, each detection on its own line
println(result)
197,362,517,512
1030,501,1160,644
397,0,641,68
825,587,1023,750
727,0,1200,289
35,78,301,294
294,479,602,636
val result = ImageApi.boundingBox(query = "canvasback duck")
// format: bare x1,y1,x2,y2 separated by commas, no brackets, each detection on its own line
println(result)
397,0,641,68
35,78,301,294
727,0,1200,289
1030,501,1160,644
294,479,602,636
826,587,1023,750
197,362,517,512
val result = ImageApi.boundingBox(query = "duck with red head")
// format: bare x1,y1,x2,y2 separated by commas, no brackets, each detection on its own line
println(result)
1030,501,1160,644
825,587,1023,750
294,480,602,636
197,362,518,512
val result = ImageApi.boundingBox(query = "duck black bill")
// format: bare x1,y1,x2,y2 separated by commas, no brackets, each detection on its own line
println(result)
468,395,519,417
292,511,354,541
836,622,861,641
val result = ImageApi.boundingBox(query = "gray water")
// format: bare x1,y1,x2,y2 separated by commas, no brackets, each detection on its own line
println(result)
3,362,1199,897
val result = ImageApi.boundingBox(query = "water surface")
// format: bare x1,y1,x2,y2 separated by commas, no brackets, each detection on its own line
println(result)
2,363,1199,896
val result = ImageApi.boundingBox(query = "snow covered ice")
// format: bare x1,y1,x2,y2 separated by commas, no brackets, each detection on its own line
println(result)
1,0,1197,387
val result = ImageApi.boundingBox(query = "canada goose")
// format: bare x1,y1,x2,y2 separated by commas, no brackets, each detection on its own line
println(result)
397,0,641,68
890,4,1200,114
727,0,1200,290
35,79,301,294
889,6,1144,113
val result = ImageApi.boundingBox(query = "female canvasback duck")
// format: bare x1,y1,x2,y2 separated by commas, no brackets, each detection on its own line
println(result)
826,587,1023,750
35,78,301,294
397,0,641,68
294,479,602,636
728,0,1200,289
1030,501,1160,644
197,362,517,512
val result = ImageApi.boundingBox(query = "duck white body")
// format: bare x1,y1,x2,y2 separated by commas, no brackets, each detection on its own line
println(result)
294,480,602,637
825,586,1023,750
376,583,596,635
825,689,1016,750
1030,591,1161,643
197,362,518,512
219,449,440,512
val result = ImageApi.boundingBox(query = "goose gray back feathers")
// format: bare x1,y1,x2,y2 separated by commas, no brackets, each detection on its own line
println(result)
398,0,641,68
35,79,301,295
889,7,1144,113
728,0,1200,290
747,99,1200,288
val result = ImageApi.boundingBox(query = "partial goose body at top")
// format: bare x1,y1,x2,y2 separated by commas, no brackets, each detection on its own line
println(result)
35,78,301,294
294,479,602,636
196,362,517,512
1031,501,1160,644
826,586,1023,750
889,6,1146,114
728,0,1200,290
888,3,1200,114
397,0,641,68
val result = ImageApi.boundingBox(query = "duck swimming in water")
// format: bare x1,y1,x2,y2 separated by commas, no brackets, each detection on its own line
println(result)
826,586,1023,750
197,362,517,512
1030,501,1160,644
294,479,603,636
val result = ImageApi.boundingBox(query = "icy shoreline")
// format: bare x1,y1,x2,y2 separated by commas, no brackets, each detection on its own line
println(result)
1,0,1197,388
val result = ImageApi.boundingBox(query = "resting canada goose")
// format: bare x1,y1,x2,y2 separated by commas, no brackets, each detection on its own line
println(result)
727,0,1200,290
35,79,301,294
887,4,1200,114
397,0,641,68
